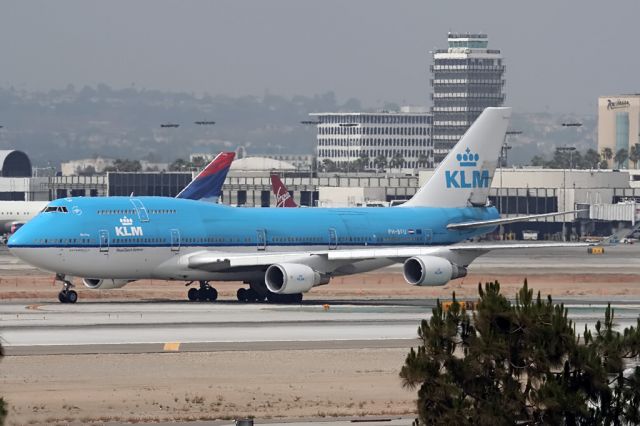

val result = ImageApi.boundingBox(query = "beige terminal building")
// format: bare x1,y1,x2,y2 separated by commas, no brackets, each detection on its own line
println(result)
598,95,640,167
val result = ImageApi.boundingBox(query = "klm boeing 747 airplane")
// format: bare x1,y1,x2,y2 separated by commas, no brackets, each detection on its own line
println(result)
8,108,580,304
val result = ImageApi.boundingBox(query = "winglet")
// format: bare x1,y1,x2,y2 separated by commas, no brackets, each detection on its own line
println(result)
270,174,297,207
176,152,235,201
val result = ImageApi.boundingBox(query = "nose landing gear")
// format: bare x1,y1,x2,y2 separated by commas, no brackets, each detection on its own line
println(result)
56,274,78,304
187,281,218,302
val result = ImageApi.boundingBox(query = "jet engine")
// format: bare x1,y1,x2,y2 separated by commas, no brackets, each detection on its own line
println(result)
265,263,330,294
402,255,467,286
82,278,131,290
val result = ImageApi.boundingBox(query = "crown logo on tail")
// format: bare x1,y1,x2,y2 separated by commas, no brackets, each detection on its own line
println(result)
456,148,480,167
120,216,133,226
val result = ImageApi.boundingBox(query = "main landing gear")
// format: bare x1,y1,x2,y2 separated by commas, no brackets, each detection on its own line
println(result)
187,281,218,302
236,286,303,304
56,274,78,304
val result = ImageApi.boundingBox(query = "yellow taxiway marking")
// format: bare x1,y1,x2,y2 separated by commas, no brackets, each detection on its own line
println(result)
25,304,42,311
163,342,181,352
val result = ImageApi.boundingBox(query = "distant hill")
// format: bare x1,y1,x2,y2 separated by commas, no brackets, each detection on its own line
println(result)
0,85,595,167
507,112,596,166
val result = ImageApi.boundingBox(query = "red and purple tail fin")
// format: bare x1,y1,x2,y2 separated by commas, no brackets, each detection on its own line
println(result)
270,174,297,207
176,152,235,201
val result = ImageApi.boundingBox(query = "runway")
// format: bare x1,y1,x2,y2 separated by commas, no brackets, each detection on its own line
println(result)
2,298,640,356
2,245,640,424
2,242,640,356
0,302,424,355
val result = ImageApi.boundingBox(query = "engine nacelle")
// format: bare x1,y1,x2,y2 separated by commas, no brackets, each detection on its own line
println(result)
265,263,330,294
402,255,467,287
83,278,131,290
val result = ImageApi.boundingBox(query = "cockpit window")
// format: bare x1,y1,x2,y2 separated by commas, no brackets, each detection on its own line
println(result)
43,206,68,213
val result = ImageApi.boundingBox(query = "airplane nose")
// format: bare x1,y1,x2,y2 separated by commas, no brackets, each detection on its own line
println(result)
7,224,30,249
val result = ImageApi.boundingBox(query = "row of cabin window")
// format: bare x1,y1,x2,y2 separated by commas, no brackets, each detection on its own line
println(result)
112,238,167,244
97,209,176,215
338,236,370,243
181,237,252,244
271,236,368,243
34,238,94,244
381,236,423,242
272,236,324,243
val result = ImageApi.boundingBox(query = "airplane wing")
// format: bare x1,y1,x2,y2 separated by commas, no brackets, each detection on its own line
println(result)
446,210,586,230
187,251,319,271
185,241,591,271
176,152,235,201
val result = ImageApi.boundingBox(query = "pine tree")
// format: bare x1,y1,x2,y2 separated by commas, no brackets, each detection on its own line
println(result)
0,341,6,425
400,280,640,425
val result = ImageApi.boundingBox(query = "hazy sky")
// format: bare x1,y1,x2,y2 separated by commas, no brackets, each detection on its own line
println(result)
2,1,638,114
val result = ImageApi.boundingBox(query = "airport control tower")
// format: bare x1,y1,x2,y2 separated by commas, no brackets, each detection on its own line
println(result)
431,33,505,164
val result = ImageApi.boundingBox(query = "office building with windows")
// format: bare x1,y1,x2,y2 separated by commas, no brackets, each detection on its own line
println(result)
431,33,505,164
311,107,433,170
598,95,640,168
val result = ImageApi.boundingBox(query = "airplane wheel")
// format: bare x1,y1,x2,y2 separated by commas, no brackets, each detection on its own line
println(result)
58,291,68,303
207,287,218,301
290,293,303,304
66,290,78,304
245,288,259,303
237,288,247,302
266,292,286,304
196,288,208,301
187,288,198,301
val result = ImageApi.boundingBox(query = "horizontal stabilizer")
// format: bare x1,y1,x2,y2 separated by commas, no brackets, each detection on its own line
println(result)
446,209,587,230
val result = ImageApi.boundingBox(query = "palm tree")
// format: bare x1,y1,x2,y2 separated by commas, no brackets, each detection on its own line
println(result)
629,144,640,169
601,147,613,168
358,152,370,171
321,158,337,172
583,149,601,169
530,155,546,167
416,153,430,168
373,155,387,171
389,152,404,169
169,158,189,171
614,148,628,169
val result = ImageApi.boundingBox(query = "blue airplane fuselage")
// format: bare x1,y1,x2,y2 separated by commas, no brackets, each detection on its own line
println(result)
9,196,499,252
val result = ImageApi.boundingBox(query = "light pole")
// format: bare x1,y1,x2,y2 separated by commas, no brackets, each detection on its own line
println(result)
502,130,521,167
497,130,520,230
557,145,576,241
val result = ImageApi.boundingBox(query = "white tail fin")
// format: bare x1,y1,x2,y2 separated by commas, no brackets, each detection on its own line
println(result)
402,107,511,208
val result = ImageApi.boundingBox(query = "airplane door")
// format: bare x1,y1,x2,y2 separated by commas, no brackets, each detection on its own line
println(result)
256,229,266,251
99,230,109,253
130,199,149,222
423,229,433,245
328,228,338,250
170,229,181,252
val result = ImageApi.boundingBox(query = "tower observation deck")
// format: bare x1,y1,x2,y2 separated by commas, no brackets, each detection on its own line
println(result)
431,33,505,164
